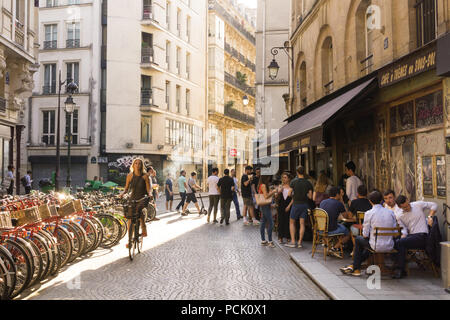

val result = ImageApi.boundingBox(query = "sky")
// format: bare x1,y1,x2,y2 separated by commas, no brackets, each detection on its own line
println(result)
237,0,257,9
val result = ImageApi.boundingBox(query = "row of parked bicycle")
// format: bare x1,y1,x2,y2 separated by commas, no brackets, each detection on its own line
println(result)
0,191,130,300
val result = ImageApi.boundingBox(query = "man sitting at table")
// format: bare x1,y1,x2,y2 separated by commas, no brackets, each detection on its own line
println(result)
383,189,403,220
348,185,372,236
319,187,350,258
340,190,397,277
392,196,437,279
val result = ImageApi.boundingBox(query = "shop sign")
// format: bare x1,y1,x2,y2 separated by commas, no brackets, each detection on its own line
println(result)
97,157,108,164
229,148,237,157
379,44,436,88
90,157,97,164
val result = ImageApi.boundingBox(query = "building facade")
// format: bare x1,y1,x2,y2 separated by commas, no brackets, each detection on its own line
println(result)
255,0,290,169
26,0,102,191
0,0,39,195
207,0,256,179
102,0,208,187
269,0,450,239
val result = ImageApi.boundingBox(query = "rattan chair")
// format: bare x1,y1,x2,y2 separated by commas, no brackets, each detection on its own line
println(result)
312,208,345,261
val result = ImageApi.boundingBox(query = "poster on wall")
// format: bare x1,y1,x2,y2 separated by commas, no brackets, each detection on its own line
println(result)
422,156,434,197
436,156,446,198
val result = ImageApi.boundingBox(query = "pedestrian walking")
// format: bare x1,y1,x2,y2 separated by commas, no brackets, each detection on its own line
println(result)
251,167,261,223
165,173,174,212
148,166,160,221
256,175,277,247
182,172,202,216
231,169,242,220
176,170,187,213
241,166,258,226
275,172,293,244
285,166,313,249
207,168,220,223
4,165,15,195
23,170,33,194
217,169,234,225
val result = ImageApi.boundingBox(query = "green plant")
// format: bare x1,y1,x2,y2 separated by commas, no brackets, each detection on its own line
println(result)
236,71,247,86
225,101,234,109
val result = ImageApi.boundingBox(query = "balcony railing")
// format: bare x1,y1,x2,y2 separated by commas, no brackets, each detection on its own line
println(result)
224,72,255,97
143,4,153,20
225,42,255,71
43,40,57,50
66,39,80,48
209,2,255,45
43,85,57,95
141,47,154,63
141,88,153,105
224,104,255,125
15,28,24,47
0,97,6,112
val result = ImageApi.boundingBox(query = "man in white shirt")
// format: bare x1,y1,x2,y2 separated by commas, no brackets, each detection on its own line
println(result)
206,168,220,223
345,161,362,206
393,195,437,279
383,189,403,220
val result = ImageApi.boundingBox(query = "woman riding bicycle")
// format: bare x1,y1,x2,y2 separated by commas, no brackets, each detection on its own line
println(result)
119,158,152,247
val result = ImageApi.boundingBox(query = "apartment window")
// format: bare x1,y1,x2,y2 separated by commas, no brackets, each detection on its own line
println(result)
177,8,181,36
68,0,80,4
67,22,80,48
141,116,152,143
166,41,171,70
141,75,152,105
143,0,153,19
186,16,191,42
43,64,57,94
186,89,190,115
66,62,79,91
166,1,170,29
44,24,57,49
65,109,78,145
166,81,170,108
415,0,437,47
186,53,190,79
176,47,181,75
321,37,334,95
42,110,56,145
142,32,154,63
176,85,181,113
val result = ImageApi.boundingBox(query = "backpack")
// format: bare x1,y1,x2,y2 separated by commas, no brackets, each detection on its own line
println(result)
21,176,27,187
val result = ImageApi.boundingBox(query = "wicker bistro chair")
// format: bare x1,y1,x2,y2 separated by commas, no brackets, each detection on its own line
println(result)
312,208,345,261
406,249,440,277
367,226,402,274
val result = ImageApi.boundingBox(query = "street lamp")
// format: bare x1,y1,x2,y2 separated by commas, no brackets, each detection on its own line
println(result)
64,88,78,189
242,95,249,106
268,59,280,80
55,71,78,192
267,44,292,81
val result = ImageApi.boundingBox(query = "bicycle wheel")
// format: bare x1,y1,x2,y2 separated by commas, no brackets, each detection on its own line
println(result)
76,218,97,253
136,218,143,254
29,233,51,281
147,204,156,221
0,258,9,300
4,239,32,298
97,214,122,248
54,226,73,269
23,238,44,287
13,238,37,292
0,244,16,300
112,213,127,240
38,229,60,276
128,220,136,261
61,222,82,263
88,216,104,251
69,221,88,256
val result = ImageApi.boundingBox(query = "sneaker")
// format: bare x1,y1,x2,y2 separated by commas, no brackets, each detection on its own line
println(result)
237,216,242,221
213,220,218,224
284,243,297,248
268,242,275,248
253,220,260,226
220,218,224,225
261,241,268,246
297,243,303,248
350,269,362,277
340,265,354,275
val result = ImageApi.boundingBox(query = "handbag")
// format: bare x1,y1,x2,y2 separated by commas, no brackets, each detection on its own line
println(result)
255,193,272,206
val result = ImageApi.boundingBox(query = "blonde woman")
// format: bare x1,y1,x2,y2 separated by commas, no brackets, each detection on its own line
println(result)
120,158,152,246
313,172,330,207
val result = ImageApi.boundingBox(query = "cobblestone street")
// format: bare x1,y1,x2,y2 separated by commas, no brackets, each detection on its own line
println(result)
21,197,328,300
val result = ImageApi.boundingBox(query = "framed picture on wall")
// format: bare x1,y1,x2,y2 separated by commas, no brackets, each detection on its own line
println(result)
436,156,446,198
422,156,434,197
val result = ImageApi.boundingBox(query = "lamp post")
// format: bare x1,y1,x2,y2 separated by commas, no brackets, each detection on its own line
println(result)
55,71,78,192
64,94,77,189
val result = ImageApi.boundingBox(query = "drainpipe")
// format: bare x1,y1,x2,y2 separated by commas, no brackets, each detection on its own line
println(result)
260,0,266,163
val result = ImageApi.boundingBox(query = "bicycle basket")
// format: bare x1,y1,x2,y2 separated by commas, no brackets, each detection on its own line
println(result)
73,199,83,213
11,206,41,226
38,204,52,220
58,200,77,217
0,211,12,228
123,204,140,219
49,204,59,217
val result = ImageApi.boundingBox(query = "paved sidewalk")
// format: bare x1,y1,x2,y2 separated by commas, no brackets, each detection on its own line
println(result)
275,240,450,300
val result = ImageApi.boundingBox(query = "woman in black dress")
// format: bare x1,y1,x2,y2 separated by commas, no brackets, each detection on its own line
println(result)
275,172,293,244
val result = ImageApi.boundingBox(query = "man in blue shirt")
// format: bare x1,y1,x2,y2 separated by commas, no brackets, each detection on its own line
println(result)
165,173,173,212
340,190,397,277
320,186,350,257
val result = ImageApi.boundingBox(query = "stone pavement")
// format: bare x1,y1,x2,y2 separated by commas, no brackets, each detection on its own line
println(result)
20,195,328,300
276,240,450,300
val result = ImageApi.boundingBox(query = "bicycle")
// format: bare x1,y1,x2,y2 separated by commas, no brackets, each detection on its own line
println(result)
124,196,148,261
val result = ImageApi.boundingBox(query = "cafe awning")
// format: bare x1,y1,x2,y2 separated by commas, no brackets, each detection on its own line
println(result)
259,77,377,154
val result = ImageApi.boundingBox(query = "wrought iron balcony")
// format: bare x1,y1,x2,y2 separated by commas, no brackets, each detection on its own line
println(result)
43,40,57,50
224,72,255,97
0,97,6,113
66,39,80,48
224,104,255,125
143,4,153,20
141,88,153,106
141,47,154,63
